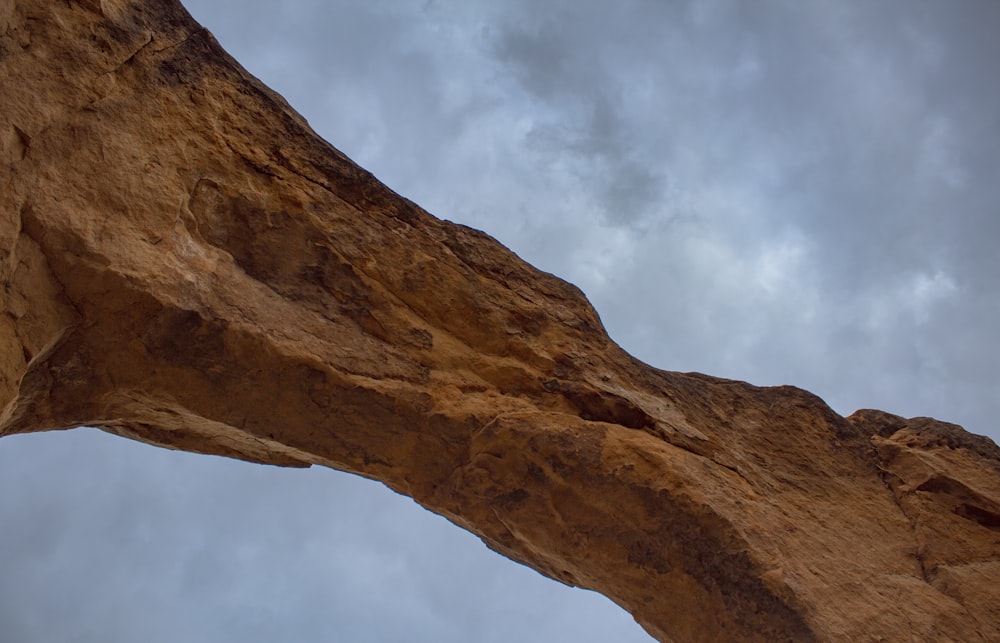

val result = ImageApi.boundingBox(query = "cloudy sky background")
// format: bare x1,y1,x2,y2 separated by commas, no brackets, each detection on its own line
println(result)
3,1,999,641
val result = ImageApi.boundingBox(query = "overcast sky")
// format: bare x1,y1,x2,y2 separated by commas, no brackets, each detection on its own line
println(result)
3,1,999,641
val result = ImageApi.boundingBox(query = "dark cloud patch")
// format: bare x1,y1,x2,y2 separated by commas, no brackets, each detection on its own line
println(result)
468,0,1000,438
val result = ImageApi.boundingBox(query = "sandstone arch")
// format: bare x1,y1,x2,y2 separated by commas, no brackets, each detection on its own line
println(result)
2,2,999,640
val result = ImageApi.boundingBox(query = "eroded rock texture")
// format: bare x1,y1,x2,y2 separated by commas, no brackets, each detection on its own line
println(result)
2,2,998,640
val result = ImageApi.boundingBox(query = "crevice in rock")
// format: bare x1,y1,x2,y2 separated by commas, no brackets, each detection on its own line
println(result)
872,444,933,584
540,378,655,430
110,31,153,72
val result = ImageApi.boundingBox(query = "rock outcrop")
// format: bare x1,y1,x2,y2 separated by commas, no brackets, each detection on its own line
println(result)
2,2,998,640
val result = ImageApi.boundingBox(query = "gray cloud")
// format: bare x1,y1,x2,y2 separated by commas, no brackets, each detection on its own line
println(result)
0,430,643,642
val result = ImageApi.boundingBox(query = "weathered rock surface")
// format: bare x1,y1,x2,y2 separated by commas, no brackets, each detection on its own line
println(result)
2,1,998,640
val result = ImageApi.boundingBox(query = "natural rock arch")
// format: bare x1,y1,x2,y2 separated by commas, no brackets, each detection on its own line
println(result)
2,2,999,640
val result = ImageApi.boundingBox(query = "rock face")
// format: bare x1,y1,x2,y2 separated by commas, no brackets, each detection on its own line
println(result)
2,1,998,640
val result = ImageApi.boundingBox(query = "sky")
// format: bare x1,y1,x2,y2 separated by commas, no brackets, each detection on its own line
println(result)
2,1,999,641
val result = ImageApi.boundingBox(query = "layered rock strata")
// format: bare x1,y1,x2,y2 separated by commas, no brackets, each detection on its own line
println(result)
2,1,998,640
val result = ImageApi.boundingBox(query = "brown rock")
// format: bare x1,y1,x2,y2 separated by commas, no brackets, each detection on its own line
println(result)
1,1,997,640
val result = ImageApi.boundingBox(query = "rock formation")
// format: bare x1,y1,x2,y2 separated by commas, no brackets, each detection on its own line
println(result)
2,1,998,640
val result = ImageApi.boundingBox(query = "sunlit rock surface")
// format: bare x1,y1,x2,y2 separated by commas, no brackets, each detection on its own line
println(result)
2,1,998,640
